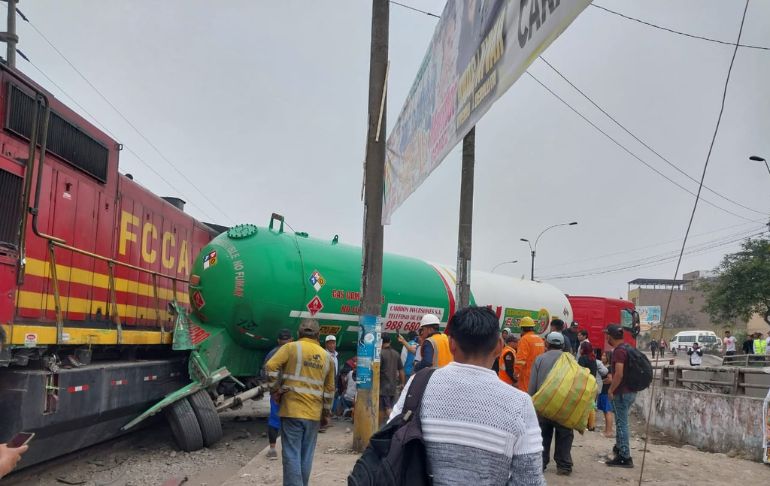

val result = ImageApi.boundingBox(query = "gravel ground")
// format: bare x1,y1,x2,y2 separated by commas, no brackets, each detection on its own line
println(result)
5,399,270,486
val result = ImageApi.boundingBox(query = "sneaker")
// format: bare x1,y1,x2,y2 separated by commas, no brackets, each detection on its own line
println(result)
556,469,572,476
266,448,278,460
606,456,634,468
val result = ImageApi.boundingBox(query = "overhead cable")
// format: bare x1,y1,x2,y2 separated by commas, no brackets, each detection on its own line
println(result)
538,56,767,216
390,1,440,18
15,8,233,224
638,2,752,484
20,55,217,221
542,230,766,280
541,226,766,279
536,220,761,272
525,72,761,223
591,3,769,51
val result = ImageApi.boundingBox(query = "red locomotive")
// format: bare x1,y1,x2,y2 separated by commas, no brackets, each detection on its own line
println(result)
0,65,217,466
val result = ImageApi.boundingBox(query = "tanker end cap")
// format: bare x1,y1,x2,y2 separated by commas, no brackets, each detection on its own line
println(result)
420,314,441,328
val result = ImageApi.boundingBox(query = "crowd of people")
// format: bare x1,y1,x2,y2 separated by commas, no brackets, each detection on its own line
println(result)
263,309,647,485
646,329,770,362
741,330,770,356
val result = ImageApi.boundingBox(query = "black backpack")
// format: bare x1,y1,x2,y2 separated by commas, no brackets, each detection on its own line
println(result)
347,368,435,486
621,343,653,392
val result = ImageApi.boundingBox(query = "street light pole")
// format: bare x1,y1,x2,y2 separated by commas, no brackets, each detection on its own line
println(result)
491,260,518,273
521,221,577,281
749,156,770,233
749,155,770,177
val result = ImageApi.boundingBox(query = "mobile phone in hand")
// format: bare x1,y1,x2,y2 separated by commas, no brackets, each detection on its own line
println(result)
7,432,34,448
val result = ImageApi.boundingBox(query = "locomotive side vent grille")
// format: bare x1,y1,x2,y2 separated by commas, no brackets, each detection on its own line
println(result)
6,83,109,183
0,169,23,249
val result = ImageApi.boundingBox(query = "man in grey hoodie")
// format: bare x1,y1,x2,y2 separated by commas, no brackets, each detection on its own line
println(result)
529,332,573,476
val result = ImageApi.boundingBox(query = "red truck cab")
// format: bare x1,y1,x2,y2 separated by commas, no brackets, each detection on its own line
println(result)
567,296,638,355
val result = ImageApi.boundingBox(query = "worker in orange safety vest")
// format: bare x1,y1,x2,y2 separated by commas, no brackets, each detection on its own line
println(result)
514,316,545,393
413,313,453,372
498,334,518,385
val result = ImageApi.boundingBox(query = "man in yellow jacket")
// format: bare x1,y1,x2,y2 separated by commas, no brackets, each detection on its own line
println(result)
514,316,545,393
265,319,336,486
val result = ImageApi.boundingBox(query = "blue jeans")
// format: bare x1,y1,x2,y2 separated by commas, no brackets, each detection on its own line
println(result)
281,418,320,486
612,392,637,459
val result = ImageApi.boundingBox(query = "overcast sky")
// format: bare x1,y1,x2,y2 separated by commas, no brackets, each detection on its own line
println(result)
14,0,770,299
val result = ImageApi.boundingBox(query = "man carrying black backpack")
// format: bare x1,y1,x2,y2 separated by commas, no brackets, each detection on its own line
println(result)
604,325,637,468
349,306,545,486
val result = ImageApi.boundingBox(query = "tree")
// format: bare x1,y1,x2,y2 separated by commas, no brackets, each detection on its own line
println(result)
701,237,770,326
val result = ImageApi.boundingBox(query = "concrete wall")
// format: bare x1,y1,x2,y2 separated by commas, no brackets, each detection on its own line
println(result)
628,287,719,329
634,386,768,461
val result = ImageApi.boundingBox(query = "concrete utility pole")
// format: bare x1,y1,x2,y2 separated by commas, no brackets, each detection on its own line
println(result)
456,127,475,308
1,0,18,68
354,0,388,452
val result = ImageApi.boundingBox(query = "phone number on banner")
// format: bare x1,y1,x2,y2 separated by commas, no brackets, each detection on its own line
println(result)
383,320,420,332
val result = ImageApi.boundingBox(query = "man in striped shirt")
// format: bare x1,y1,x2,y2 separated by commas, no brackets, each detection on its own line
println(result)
390,306,545,486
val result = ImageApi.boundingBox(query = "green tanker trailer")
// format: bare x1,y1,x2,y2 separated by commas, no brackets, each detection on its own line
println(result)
124,214,573,450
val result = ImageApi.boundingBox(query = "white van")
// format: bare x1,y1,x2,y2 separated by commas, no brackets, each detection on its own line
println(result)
669,331,722,353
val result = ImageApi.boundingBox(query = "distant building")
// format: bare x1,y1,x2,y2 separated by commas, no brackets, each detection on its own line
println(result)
627,271,740,330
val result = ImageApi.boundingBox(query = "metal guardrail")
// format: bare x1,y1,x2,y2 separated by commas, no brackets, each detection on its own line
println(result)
45,239,184,344
652,363,770,397
722,354,770,367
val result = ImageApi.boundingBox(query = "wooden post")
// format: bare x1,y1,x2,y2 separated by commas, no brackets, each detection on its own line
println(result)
354,0,389,452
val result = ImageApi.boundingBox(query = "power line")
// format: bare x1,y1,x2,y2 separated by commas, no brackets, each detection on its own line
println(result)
20,55,218,222
390,1,440,19
524,71,761,223
638,2,751,484
537,56,767,216
543,225,766,278
536,220,761,272
591,3,770,51
541,226,766,279
15,8,233,224
543,230,766,280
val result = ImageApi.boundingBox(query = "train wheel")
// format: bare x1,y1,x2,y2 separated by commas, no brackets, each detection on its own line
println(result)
188,390,223,447
165,397,204,451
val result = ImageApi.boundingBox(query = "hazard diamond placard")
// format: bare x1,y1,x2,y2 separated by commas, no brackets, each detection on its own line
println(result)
306,296,324,316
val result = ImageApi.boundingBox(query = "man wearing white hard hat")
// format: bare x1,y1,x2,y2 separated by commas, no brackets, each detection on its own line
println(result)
324,335,338,376
322,335,339,427
413,313,453,372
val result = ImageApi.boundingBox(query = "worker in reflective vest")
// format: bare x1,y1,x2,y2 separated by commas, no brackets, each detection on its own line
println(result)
514,316,545,393
498,335,518,385
753,332,767,355
264,319,336,484
413,313,453,372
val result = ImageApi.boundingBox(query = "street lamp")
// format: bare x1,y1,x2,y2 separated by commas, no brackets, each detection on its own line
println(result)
521,221,578,281
749,155,770,177
491,260,518,273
